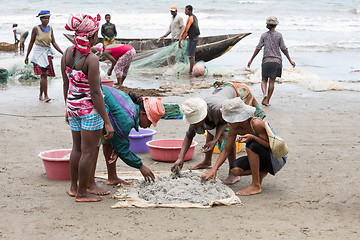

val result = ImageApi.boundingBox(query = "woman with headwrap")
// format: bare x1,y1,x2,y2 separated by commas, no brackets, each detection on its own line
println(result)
61,14,114,202
25,10,63,102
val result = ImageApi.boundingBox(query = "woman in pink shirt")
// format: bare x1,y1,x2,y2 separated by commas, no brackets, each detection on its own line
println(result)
94,43,135,86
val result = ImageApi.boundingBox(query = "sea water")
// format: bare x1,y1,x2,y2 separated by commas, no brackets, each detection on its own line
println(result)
0,0,360,92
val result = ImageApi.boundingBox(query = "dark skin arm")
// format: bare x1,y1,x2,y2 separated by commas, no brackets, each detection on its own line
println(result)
24,26,37,64
51,28,63,54
171,134,193,172
103,49,117,76
60,48,70,124
201,123,227,153
201,125,237,183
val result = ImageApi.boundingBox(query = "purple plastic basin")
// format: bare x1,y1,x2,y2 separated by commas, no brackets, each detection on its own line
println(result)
129,128,157,153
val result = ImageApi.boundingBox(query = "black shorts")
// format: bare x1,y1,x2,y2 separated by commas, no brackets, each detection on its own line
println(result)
261,62,282,79
230,139,275,175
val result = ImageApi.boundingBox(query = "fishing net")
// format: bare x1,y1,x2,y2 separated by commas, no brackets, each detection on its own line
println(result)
15,64,38,81
161,104,183,119
132,41,189,69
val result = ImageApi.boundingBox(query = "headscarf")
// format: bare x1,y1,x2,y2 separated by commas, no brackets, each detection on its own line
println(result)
65,14,100,55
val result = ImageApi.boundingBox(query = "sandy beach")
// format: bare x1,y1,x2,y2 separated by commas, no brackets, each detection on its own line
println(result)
0,81,359,239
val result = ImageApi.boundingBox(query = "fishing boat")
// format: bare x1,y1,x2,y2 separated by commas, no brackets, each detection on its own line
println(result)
0,42,18,52
64,33,250,62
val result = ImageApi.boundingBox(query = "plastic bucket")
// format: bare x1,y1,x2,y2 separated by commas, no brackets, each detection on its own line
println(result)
101,79,114,87
38,149,71,180
146,139,198,162
129,128,157,153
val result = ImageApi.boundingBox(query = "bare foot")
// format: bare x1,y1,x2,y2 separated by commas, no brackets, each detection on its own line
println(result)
75,193,102,202
107,177,132,185
261,96,268,106
39,96,44,101
236,184,262,196
188,161,212,170
264,102,271,107
44,98,51,102
67,189,76,197
87,183,110,196
222,174,240,185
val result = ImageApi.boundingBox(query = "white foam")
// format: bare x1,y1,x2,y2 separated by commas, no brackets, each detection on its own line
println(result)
243,67,343,92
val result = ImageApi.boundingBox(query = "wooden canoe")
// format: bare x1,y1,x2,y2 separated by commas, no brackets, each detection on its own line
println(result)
63,33,251,62
0,42,18,52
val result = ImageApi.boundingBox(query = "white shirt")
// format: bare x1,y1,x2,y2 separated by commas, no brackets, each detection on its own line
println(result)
13,26,26,36
163,14,184,40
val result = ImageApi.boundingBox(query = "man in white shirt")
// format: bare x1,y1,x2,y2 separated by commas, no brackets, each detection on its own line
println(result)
13,24,29,53
160,6,184,41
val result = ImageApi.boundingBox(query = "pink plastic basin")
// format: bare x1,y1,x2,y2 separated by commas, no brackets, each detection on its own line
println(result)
38,149,71,180
146,139,198,162
101,79,114,87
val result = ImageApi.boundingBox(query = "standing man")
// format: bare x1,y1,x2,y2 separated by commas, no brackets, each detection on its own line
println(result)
159,6,184,41
13,24,29,54
101,14,117,46
178,5,200,75
247,16,295,106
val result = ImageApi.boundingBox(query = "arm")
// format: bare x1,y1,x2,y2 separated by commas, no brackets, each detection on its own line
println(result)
247,49,260,68
113,24,117,37
87,54,114,140
51,28,63,54
247,35,264,67
201,126,238,182
103,49,117,76
161,24,171,38
171,133,193,172
178,16,194,48
24,27,37,64
240,119,269,149
101,24,106,38
13,30,18,43
61,47,70,124
279,36,295,68
201,123,227,152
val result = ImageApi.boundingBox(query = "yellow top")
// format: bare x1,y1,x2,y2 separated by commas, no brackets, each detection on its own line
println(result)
34,25,52,47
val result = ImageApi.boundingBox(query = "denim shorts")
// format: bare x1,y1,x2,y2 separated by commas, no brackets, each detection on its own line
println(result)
187,39,198,57
68,113,104,131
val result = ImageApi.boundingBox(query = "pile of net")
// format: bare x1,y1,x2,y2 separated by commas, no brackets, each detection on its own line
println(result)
14,64,38,81
112,171,241,208
161,104,183,119
132,41,189,69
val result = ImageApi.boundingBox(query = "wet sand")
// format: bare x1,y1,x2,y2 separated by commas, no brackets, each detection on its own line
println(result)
0,82,359,239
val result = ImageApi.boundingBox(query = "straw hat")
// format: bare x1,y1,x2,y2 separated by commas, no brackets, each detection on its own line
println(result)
266,16,279,25
264,122,289,158
181,98,207,124
143,97,165,127
37,10,51,18
221,97,255,123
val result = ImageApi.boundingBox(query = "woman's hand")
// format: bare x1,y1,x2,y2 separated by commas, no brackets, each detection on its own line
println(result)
201,168,217,183
65,111,69,125
239,134,254,143
140,165,155,182
171,159,184,173
108,150,118,164
25,57,29,65
201,140,216,153
103,122,114,140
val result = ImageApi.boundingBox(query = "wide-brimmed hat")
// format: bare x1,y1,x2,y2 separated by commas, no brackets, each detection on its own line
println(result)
181,98,207,124
266,16,279,25
221,97,255,123
170,6,177,11
143,97,165,127
37,10,51,18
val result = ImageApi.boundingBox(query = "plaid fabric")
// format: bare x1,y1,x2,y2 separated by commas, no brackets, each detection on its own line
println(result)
68,113,104,131
33,56,55,77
